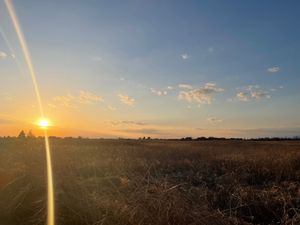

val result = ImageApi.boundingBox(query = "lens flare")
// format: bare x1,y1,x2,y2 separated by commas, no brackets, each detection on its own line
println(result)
4,1,55,225
0,27,24,77
38,119,50,129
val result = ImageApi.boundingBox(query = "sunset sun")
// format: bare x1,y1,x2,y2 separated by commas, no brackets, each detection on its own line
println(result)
38,119,50,129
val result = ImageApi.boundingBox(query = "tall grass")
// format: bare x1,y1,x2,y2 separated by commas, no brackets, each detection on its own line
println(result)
0,138,299,224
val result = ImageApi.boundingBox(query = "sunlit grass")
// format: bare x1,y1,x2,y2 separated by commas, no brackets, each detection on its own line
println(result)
1,139,300,225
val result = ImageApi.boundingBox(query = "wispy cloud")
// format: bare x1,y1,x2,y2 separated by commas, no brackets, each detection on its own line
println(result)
236,92,249,102
53,94,76,108
207,117,223,124
78,90,103,104
181,53,191,60
0,51,7,59
178,84,193,89
118,94,135,106
267,66,280,73
109,121,147,126
236,85,271,102
107,105,117,111
117,128,162,135
178,83,224,105
52,90,103,108
150,88,168,96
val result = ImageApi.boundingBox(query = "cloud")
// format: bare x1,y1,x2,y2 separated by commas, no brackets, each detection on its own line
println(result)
53,94,76,108
78,90,103,104
236,92,249,102
117,128,162,135
0,51,7,59
207,117,223,124
236,85,271,102
181,53,191,60
178,84,193,89
267,66,280,73
109,121,147,126
107,105,117,111
167,86,173,90
150,88,168,96
118,94,135,106
178,83,224,105
53,90,103,108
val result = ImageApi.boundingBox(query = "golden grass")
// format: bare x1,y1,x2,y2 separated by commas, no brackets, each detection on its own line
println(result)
0,138,300,225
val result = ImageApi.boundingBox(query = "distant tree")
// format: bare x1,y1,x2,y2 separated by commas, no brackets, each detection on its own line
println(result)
181,137,193,141
18,130,26,138
147,137,151,140
64,137,73,140
27,130,35,138
196,137,207,141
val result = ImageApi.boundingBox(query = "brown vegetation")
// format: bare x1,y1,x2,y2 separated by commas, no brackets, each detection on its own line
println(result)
0,138,300,225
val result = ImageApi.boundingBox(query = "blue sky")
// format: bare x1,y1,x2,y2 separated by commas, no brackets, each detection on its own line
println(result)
0,0,300,138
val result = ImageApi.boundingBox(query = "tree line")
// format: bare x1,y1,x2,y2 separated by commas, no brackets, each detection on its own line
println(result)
0,130,299,141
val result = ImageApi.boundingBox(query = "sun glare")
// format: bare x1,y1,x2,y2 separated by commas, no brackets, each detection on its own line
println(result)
38,119,50,129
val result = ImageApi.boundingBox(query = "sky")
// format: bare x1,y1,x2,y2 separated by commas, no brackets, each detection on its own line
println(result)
0,0,300,138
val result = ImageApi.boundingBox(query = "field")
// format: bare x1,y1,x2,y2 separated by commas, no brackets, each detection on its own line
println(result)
0,138,300,225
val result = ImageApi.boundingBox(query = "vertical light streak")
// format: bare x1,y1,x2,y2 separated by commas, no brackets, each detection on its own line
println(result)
4,0,44,116
4,1,55,225
44,129,54,225
0,26,24,77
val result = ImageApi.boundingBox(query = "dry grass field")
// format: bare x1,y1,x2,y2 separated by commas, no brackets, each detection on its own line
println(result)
0,138,300,225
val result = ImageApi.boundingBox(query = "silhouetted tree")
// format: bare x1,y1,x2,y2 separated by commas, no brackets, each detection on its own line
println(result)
18,130,26,138
181,137,193,141
196,137,207,140
27,130,35,138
